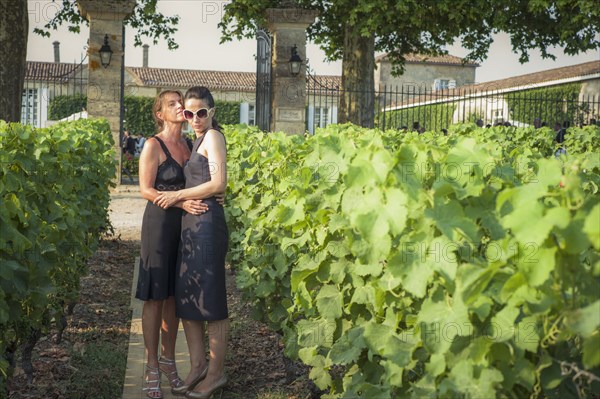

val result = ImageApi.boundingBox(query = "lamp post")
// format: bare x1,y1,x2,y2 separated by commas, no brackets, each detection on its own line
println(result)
99,34,113,68
288,44,303,76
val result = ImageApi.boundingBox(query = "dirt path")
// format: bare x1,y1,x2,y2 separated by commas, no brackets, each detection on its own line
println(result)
108,186,146,240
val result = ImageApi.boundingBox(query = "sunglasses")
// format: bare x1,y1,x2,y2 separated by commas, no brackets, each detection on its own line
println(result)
183,108,214,120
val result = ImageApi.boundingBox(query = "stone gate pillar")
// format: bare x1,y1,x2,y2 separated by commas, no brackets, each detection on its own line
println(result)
77,0,136,182
266,5,318,135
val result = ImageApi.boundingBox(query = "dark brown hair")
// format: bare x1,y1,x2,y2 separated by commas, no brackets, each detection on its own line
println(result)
152,90,183,132
183,86,222,131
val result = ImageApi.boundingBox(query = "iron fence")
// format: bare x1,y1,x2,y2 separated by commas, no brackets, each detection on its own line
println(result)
306,75,600,133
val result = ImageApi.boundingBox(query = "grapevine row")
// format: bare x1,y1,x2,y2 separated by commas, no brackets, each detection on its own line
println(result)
224,123,599,398
0,119,115,389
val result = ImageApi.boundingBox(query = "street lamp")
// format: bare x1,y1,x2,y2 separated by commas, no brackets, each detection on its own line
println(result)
99,34,113,68
288,44,303,76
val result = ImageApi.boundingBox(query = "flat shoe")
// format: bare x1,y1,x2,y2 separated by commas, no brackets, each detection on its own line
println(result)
172,365,208,396
185,375,227,399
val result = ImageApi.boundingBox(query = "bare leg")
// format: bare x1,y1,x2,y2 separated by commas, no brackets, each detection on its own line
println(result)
158,296,182,388
142,299,163,368
142,299,163,398
190,318,229,393
181,319,208,385
160,296,179,359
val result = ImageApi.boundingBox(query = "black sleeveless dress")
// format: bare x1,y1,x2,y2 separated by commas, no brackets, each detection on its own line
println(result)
176,132,229,321
135,136,186,301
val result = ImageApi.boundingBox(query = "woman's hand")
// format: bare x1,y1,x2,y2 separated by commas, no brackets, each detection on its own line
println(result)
154,191,180,209
215,193,226,206
182,199,208,215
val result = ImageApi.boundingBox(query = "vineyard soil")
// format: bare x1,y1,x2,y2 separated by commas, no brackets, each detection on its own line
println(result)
7,187,314,399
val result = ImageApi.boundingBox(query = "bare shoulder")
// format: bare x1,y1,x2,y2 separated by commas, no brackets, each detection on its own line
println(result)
140,137,161,157
205,129,225,144
144,136,160,147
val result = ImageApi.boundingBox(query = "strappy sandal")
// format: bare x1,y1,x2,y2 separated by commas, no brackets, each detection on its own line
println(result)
143,365,163,399
159,356,184,390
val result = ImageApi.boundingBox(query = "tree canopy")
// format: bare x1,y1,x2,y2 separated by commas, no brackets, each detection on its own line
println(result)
34,0,180,49
220,0,599,75
219,0,600,126
0,0,180,122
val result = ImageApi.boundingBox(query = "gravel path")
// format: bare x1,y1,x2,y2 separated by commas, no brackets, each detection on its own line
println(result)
108,186,145,240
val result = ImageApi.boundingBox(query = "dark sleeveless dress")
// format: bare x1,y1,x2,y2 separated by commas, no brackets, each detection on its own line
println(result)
176,132,229,321
135,136,186,301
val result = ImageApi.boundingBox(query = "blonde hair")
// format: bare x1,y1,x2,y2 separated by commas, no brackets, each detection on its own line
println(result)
152,90,183,132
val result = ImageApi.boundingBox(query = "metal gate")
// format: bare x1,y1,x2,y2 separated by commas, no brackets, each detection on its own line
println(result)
255,29,272,132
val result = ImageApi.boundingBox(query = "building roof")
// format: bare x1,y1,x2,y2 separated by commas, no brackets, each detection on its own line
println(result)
24,61,342,94
25,61,86,82
126,66,343,93
375,52,479,67
469,60,600,92
126,67,257,92
388,61,600,109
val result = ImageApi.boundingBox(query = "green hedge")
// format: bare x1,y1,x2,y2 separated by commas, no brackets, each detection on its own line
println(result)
380,103,456,132
123,98,242,134
49,94,242,135
0,119,115,392
214,100,241,125
505,83,583,126
124,96,156,136
48,93,87,120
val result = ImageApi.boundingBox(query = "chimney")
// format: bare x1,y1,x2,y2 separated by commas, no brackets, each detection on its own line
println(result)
53,41,60,63
143,44,149,68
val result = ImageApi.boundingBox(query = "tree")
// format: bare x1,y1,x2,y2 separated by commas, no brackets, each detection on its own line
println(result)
0,0,179,123
219,0,600,127
0,0,28,124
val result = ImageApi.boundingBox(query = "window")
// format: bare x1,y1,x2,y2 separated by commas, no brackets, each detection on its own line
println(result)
248,104,255,126
21,89,39,126
433,78,456,91
239,102,256,125
314,107,329,128
492,109,504,124
307,105,338,134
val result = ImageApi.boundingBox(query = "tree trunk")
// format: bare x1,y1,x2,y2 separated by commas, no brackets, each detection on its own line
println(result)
338,25,375,128
0,0,28,122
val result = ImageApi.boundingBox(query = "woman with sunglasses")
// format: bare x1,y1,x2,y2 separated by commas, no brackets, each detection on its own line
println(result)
136,90,210,399
154,86,229,399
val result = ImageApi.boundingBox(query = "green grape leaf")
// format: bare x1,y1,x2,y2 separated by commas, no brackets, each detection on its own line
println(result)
329,327,365,365
363,321,413,367
417,293,470,354
439,359,503,398
425,199,479,242
517,246,556,287
388,250,434,298
583,333,600,369
583,203,600,250
382,187,408,235
298,347,332,389
515,316,540,353
315,285,343,320
490,305,519,342
297,318,336,348
564,300,600,337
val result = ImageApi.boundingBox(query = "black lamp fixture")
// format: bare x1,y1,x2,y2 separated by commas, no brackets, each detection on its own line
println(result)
289,44,303,76
99,34,113,68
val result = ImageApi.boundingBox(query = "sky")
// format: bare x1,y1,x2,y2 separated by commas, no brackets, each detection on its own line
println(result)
26,0,599,84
